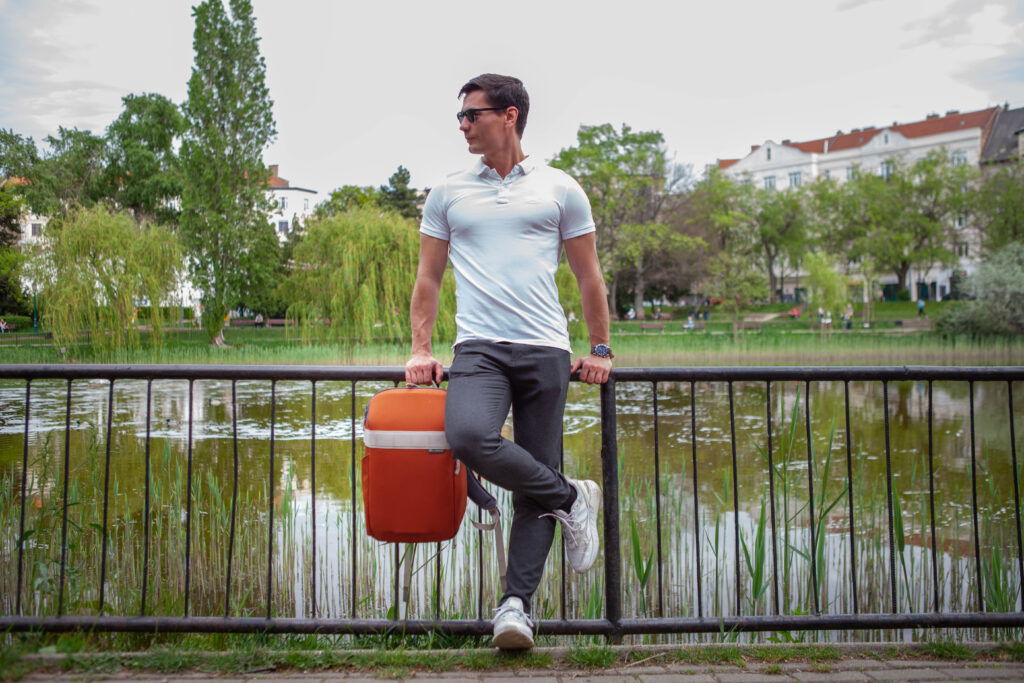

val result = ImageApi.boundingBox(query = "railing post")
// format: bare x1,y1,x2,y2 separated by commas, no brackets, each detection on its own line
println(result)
600,378,622,643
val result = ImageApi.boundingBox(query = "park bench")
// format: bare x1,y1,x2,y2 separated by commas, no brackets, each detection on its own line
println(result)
230,318,290,327
639,322,665,331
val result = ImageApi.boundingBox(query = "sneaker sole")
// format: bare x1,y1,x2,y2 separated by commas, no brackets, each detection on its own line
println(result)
573,479,602,573
492,624,534,649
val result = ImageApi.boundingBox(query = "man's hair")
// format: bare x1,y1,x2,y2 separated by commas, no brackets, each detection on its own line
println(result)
458,74,529,138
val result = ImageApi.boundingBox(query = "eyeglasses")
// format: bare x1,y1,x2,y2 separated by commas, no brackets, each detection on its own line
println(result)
456,107,507,124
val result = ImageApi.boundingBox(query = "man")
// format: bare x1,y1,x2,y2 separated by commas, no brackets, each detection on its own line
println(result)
405,74,612,649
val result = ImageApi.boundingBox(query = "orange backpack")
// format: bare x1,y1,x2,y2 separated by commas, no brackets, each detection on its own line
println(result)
362,386,467,542
362,385,507,606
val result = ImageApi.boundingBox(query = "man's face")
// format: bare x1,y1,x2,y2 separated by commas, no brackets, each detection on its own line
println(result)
458,90,507,155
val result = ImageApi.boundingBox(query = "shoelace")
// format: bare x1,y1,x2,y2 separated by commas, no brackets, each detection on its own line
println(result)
538,510,583,547
493,602,534,628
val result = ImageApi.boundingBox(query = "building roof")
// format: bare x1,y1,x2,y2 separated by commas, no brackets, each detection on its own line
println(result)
717,159,739,170
773,107,1000,156
980,106,1024,164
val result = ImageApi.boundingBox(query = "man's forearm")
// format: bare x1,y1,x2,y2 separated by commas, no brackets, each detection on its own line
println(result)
410,278,441,356
578,274,610,346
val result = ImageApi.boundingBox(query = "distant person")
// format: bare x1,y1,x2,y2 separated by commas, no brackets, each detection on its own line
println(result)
685,314,695,329
255,313,265,328
917,299,926,317
0,318,7,333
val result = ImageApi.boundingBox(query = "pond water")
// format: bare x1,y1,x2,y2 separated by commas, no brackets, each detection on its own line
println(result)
1,373,1022,640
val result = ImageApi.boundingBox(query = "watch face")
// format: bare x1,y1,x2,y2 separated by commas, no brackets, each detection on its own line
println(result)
592,344,611,358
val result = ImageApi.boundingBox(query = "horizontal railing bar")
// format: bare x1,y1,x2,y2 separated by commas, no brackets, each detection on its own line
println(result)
4,612,1024,635
2,364,1023,382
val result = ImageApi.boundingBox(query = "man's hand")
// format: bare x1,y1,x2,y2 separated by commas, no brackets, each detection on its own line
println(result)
405,353,444,386
571,354,612,384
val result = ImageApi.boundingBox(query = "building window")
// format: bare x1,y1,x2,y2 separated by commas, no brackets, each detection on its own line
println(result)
956,242,969,258
954,214,965,229
31,223,42,236
883,133,889,144
304,198,309,211
788,171,802,188
880,161,893,179
951,150,967,166
846,166,856,181
278,220,289,234
763,175,776,190
766,147,772,161
279,196,287,210
822,169,831,180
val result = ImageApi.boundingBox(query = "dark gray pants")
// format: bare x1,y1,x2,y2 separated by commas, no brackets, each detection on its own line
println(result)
445,340,573,614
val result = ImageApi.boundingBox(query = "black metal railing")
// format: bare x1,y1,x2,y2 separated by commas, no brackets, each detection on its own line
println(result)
1,364,1023,637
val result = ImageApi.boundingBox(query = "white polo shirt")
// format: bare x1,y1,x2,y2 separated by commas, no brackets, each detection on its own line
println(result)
420,156,595,351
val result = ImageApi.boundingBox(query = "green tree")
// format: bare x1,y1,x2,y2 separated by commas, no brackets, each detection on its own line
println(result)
102,92,185,225
0,129,39,181
551,123,685,313
0,185,27,313
281,207,456,343
936,242,1024,336
974,159,1024,251
0,183,23,247
24,204,181,353
616,221,703,318
313,184,381,219
179,0,277,346
803,251,848,332
754,185,809,302
18,127,106,218
378,165,420,220
699,250,769,340
838,151,974,295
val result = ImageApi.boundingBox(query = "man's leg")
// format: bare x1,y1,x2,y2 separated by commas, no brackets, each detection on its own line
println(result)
501,344,571,613
445,342,573,516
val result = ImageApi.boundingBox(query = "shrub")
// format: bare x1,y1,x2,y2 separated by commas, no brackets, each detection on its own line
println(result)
936,242,1024,336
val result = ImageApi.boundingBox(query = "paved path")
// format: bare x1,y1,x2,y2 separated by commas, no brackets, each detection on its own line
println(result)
17,658,1024,682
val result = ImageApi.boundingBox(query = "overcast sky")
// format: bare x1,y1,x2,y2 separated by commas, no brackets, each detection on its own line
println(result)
1,0,1021,197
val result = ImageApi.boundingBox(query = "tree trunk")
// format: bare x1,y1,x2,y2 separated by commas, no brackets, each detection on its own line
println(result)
896,262,910,295
211,324,229,347
608,277,618,319
634,266,646,321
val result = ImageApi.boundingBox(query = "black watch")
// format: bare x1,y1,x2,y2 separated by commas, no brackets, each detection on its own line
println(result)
591,343,614,359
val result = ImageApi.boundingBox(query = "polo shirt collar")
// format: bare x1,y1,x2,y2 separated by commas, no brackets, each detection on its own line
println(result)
472,155,539,178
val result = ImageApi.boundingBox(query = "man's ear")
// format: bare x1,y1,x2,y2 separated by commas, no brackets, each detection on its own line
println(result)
504,106,519,131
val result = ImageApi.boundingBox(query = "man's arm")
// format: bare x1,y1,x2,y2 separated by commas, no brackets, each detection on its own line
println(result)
405,234,449,385
563,232,612,385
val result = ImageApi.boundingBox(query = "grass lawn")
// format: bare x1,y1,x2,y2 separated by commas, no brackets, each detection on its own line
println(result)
1,319,1021,367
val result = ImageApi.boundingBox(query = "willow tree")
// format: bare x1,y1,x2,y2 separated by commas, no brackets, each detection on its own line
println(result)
179,0,277,346
281,207,457,343
26,204,181,354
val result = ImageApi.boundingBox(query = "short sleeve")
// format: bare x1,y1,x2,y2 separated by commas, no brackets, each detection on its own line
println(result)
559,175,596,240
419,182,450,240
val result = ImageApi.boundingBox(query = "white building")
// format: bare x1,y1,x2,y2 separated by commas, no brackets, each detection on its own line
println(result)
267,164,320,241
715,107,1001,302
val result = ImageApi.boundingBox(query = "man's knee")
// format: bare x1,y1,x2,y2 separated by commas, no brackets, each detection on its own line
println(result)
445,421,503,467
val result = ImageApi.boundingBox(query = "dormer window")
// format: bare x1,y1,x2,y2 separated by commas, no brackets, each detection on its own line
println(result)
766,147,772,161
883,133,889,144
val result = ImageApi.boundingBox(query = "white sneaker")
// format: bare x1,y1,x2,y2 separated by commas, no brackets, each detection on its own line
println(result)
542,478,602,573
491,596,534,649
